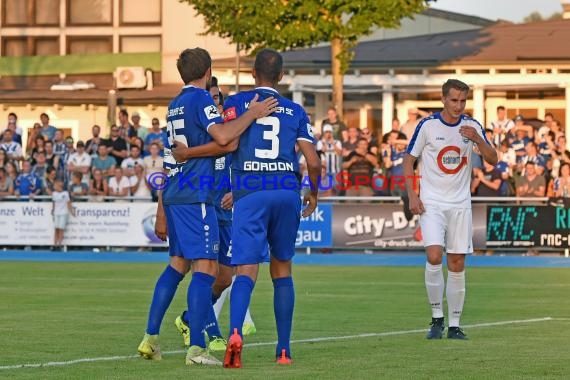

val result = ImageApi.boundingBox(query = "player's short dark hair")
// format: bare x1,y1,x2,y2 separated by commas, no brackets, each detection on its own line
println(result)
442,79,470,97
497,105,505,111
254,48,283,83
177,48,212,84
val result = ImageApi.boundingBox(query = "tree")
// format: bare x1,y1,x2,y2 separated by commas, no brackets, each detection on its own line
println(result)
523,11,562,23
182,0,433,118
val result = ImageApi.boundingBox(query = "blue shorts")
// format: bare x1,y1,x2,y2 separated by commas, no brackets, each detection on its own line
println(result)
218,224,232,267
164,203,219,260
231,190,301,265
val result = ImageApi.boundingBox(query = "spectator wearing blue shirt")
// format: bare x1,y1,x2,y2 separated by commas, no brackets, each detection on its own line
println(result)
39,113,57,141
144,117,167,156
15,160,41,199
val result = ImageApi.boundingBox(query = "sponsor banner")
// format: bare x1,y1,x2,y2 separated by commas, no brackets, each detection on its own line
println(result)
332,203,423,249
332,203,487,250
0,202,166,247
486,203,569,248
296,204,332,247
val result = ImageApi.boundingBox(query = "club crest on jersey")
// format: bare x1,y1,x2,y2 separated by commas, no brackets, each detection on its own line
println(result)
204,105,220,120
437,146,467,174
307,123,314,138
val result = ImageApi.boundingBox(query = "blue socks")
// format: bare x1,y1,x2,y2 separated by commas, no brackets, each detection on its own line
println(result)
187,272,216,348
181,291,222,339
146,265,184,335
229,275,255,337
205,293,223,338
273,276,294,358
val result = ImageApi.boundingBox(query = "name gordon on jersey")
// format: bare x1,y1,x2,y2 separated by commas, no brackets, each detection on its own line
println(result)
242,161,294,171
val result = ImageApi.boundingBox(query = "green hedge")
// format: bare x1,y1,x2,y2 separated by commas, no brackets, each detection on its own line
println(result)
0,52,161,76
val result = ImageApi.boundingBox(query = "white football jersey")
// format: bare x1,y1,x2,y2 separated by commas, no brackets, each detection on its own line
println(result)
407,113,489,208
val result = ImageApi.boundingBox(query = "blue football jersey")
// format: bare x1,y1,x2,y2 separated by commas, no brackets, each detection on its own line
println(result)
162,85,223,205
223,87,316,201
213,154,232,224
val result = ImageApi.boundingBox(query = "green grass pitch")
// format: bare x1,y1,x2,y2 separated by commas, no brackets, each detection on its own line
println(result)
1,262,569,379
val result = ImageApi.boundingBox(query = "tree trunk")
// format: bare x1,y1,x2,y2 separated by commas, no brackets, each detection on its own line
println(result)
331,37,344,120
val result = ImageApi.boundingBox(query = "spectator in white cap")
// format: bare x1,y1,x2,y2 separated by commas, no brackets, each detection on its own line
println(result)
129,111,148,145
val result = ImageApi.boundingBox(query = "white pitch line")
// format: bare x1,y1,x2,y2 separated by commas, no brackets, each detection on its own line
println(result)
0,317,553,371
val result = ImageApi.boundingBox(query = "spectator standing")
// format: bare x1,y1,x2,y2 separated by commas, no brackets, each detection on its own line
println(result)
1,130,24,166
316,124,342,193
144,118,167,154
342,126,360,158
117,109,133,140
342,138,379,196
39,113,57,141
471,160,503,197
15,160,41,199
321,106,347,142
85,125,107,158
6,112,23,135
361,127,378,155
92,144,117,178
44,141,60,172
0,167,14,197
489,106,514,147
107,125,128,166
549,162,570,198
68,172,89,198
52,178,75,251
52,129,67,158
108,167,130,198
5,121,22,145
516,162,546,197
31,151,49,184
130,164,152,200
67,141,92,184
400,108,424,140
26,123,43,156
30,136,46,165
121,145,144,177
89,168,108,201
129,112,149,145
43,166,57,196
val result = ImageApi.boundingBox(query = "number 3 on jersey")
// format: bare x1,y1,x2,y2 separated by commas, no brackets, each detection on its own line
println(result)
255,116,280,159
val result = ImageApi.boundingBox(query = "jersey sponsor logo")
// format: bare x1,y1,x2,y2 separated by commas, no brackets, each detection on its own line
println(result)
224,107,237,121
436,146,467,174
204,105,220,120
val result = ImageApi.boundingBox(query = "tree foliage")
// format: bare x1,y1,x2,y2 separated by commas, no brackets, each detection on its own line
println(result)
523,11,562,23
183,0,431,71
181,0,432,114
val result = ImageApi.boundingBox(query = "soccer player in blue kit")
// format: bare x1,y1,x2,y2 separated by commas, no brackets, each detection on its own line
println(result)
221,49,321,368
137,47,277,365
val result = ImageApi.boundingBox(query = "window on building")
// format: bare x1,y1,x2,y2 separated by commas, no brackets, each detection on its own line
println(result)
68,36,112,54
67,0,112,25
120,36,161,53
120,0,161,25
35,37,60,56
2,0,60,26
3,36,59,56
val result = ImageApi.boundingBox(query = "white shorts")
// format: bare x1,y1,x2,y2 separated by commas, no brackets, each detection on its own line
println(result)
53,215,68,230
419,204,473,254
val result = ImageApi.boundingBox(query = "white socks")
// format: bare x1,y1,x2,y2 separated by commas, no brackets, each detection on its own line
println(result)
425,263,444,318
446,270,465,327
425,263,466,326
213,285,230,319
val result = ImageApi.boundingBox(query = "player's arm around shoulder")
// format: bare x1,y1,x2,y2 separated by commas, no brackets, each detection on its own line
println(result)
208,93,278,145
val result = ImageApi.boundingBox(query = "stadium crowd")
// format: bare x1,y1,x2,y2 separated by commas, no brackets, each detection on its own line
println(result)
0,105,567,201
